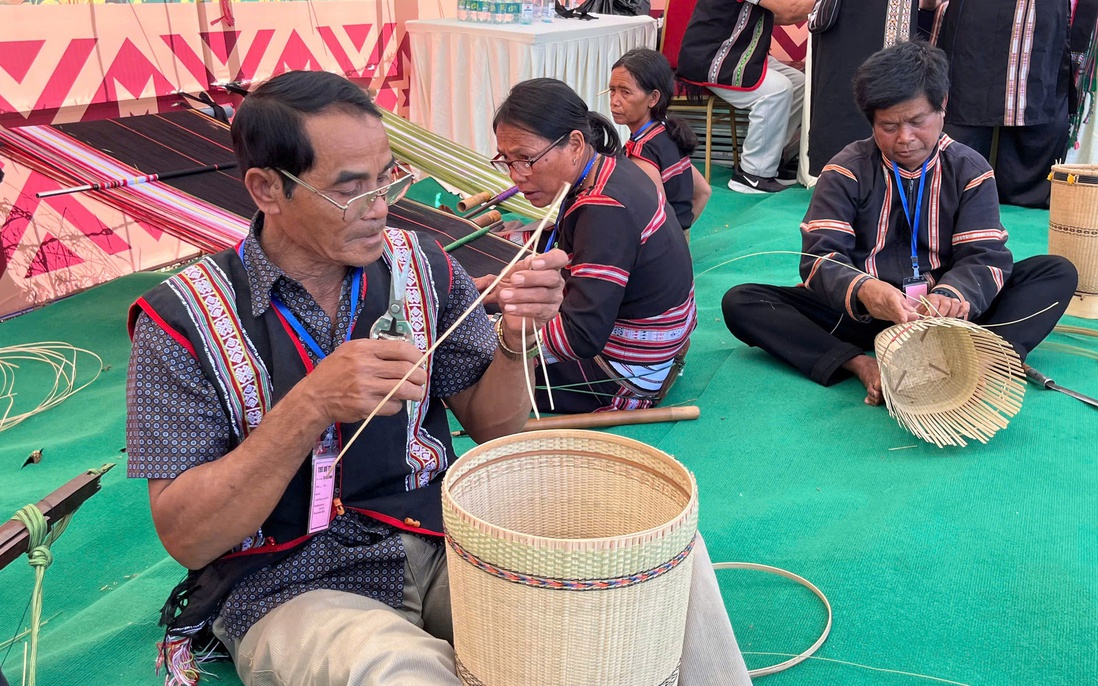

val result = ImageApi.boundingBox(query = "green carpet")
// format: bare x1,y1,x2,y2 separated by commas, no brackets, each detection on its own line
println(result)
1,168,1095,686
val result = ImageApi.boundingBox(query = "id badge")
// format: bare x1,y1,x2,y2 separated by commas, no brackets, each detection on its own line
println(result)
307,424,339,534
902,276,929,301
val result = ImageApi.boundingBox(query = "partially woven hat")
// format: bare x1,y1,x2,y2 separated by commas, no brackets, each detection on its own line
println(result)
874,319,1026,447
442,430,698,686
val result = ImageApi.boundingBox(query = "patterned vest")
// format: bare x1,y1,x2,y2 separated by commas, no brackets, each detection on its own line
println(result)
131,228,455,545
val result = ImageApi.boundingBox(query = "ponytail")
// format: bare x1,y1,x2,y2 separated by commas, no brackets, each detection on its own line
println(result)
664,116,698,157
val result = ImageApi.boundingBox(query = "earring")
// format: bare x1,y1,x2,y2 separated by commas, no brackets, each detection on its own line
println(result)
572,158,577,165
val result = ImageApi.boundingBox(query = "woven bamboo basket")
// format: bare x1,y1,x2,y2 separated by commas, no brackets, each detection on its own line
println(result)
874,319,1026,448
1049,164,1098,318
442,430,698,686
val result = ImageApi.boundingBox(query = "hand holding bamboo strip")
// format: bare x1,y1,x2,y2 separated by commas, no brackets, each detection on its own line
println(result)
327,183,571,475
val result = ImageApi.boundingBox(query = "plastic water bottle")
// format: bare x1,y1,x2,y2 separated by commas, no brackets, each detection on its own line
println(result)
520,0,535,24
541,0,555,23
477,0,492,22
457,0,470,21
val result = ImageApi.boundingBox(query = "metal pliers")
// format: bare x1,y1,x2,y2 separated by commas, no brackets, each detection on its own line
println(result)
371,261,417,415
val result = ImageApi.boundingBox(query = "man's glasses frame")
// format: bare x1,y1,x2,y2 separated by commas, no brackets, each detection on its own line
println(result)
277,162,416,222
490,133,568,175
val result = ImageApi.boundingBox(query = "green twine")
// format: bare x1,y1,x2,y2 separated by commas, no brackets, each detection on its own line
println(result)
4,465,111,686
9,505,72,686
443,223,498,253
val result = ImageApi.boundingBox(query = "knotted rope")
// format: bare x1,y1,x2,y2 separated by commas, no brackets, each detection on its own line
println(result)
9,505,71,686
6,464,111,686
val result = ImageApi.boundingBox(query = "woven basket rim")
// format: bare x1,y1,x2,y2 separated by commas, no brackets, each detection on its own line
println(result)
1050,163,1098,184
443,430,698,550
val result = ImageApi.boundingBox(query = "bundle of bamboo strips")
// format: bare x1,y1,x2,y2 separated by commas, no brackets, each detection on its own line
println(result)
874,319,1026,447
380,110,551,222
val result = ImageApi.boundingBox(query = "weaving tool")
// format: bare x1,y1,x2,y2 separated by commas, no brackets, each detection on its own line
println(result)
371,260,416,416
1023,364,1098,408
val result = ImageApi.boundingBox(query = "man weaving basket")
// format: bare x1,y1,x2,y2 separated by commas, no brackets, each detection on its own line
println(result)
722,41,1078,406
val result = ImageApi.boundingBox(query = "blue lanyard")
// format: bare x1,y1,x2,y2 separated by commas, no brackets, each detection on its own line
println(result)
630,119,658,141
545,153,598,250
272,269,362,360
240,243,364,360
891,159,929,279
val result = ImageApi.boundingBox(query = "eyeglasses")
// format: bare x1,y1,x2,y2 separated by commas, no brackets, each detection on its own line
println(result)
278,162,416,222
490,133,568,175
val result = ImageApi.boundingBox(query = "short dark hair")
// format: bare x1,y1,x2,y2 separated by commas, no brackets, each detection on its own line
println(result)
853,41,950,124
493,78,621,156
231,70,382,197
612,48,698,156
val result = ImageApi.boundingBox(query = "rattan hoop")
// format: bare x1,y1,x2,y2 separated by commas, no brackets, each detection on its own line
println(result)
1049,163,1098,296
442,430,699,686
874,319,1026,447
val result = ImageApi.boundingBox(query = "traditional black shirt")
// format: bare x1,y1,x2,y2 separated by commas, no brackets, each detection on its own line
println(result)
541,155,696,367
801,135,1013,321
677,0,773,90
935,0,1072,127
625,121,695,229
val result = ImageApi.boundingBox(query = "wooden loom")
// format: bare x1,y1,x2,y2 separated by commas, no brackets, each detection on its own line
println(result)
1,110,520,277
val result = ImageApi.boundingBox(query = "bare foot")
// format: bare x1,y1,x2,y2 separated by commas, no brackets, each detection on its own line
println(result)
842,355,883,406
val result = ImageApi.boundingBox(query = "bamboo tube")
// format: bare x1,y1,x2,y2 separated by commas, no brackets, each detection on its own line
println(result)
458,191,493,213
471,210,502,227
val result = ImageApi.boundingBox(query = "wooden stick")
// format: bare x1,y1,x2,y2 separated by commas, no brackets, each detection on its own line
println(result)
520,405,700,432
450,405,702,436
0,464,114,570
35,162,236,198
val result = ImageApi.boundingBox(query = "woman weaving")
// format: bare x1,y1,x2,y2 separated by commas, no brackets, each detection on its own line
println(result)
487,78,697,413
610,48,712,235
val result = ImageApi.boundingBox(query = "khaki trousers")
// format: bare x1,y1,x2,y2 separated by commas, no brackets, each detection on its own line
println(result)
214,534,752,686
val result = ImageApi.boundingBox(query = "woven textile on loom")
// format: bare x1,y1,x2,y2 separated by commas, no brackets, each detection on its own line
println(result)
0,110,521,277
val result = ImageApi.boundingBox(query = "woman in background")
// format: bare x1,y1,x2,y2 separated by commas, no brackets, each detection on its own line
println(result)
609,48,711,236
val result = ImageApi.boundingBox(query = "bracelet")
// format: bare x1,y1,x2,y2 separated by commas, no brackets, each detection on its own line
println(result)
495,316,540,362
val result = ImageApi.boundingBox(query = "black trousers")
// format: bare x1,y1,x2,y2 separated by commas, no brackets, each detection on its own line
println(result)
722,256,1078,386
945,108,1069,210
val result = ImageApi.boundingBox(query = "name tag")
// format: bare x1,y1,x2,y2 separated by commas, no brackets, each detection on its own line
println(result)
307,425,339,534
902,276,929,301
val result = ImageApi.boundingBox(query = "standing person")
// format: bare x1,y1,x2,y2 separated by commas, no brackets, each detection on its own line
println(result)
609,47,712,235
721,41,1077,405
128,70,570,686
807,1,942,177
676,0,812,194
935,0,1073,208
490,78,698,415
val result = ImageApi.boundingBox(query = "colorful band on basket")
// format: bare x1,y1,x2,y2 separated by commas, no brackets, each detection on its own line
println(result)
445,534,696,591
455,657,681,686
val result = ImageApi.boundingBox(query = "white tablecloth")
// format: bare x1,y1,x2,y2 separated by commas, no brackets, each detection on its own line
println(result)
407,14,657,158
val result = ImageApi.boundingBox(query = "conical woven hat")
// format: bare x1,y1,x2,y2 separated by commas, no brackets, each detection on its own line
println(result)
874,319,1025,447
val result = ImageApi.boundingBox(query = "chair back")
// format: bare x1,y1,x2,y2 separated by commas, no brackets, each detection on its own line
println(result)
660,0,698,70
